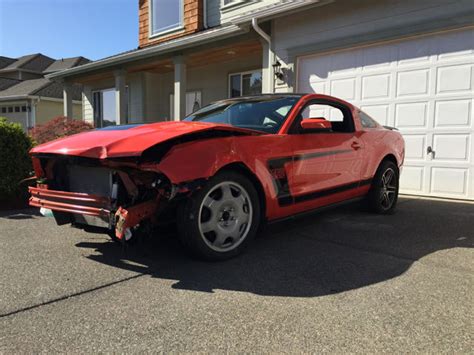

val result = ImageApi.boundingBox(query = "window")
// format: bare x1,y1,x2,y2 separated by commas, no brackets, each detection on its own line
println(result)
184,96,299,134
1,107,6,114
14,106,20,113
229,70,262,98
8,107,13,113
222,0,248,8
92,88,129,128
151,0,183,36
359,111,379,128
293,101,354,133
21,106,27,112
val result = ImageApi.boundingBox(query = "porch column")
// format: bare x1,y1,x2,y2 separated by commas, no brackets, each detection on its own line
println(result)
63,81,73,118
114,69,127,124
173,55,187,121
260,39,274,94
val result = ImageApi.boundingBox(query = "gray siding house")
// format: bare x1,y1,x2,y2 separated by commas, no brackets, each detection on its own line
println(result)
48,0,473,200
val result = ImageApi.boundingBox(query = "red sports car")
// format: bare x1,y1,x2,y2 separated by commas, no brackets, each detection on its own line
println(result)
29,94,404,260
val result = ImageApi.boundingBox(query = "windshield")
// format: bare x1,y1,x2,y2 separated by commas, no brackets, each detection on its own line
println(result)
183,96,299,134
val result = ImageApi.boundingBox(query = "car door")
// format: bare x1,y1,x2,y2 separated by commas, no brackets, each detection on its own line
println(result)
286,99,364,205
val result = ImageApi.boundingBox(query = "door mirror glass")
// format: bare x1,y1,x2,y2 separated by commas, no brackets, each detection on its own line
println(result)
300,118,332,131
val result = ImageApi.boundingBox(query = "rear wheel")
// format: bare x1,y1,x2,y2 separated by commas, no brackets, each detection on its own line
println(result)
368,160,399,214
177,171,260,260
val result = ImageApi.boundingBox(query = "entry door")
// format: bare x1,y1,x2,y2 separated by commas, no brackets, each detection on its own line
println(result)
287,101,364,200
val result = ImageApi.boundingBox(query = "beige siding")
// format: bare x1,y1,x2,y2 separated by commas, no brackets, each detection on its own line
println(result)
272,0,466,92
35,100,82,125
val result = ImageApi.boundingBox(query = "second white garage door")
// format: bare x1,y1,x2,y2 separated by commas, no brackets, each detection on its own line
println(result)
297,27,474,200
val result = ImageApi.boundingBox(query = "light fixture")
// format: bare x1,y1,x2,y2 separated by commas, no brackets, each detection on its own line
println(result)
272,60,284,81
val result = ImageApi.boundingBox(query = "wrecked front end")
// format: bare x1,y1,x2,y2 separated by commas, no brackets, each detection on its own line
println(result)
28,154,179,242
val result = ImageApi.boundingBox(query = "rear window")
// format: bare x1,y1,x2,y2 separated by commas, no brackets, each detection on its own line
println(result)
359,111,379,128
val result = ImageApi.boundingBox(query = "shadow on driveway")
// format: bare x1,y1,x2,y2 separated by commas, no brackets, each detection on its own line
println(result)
76,198,473,297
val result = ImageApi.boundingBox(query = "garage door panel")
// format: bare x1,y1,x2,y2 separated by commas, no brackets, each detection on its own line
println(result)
433,134,470,161
404,135,426,160
430,167,468,196
297,28,474,200
436,65,472,94
330,78,356,100
395,102,428,128
400,166,424,192
397,69,430,97
361,74,390,99
434,100,471,128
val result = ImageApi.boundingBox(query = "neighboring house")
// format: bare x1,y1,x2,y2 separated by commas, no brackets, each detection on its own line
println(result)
0,54,90,131
47,0,473,200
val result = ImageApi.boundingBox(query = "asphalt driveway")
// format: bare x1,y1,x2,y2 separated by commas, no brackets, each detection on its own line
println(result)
0,197,473,352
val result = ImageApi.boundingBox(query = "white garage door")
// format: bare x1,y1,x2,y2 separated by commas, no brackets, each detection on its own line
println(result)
297,27,474,200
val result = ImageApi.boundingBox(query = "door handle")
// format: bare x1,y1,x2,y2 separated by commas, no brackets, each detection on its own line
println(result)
351,141,361,150
427,146,435,158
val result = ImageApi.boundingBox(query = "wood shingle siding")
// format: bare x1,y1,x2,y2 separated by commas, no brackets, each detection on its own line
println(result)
138,0,203,48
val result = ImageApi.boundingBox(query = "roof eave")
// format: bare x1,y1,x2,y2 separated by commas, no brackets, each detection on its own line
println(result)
46,24,246,81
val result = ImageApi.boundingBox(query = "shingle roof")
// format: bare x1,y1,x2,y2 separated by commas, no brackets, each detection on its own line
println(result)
0,54,55,73
0,56,16,69
43,56,91,73
0,78,51,97
0,77,21,91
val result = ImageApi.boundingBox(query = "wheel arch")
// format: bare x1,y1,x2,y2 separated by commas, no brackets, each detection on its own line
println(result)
380,153,399,171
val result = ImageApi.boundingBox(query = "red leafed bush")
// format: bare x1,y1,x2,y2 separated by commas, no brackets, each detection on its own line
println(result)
30,116,94,145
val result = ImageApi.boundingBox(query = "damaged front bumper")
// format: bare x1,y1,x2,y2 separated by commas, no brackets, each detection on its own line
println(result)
29,184,159,241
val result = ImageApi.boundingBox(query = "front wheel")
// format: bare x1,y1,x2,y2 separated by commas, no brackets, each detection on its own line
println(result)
368,160,399,214
177,171,261,261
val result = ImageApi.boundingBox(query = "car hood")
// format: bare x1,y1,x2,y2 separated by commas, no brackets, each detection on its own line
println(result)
30,121,262,159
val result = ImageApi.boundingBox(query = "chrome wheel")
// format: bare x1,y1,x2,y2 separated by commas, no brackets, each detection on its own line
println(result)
198,181,253,253
380,168,397,209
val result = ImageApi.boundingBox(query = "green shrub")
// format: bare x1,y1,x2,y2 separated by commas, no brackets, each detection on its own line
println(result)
0,117,33,199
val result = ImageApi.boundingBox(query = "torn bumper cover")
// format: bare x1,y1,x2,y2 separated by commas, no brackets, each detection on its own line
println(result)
29,184,158,240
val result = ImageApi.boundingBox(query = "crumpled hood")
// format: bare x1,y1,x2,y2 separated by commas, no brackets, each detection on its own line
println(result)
30,121,261,159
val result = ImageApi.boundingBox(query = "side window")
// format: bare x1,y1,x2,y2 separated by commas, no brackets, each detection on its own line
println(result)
296,101,353,133
359,111,378,128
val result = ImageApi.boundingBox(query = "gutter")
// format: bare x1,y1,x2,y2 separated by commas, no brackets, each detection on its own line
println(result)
251,18,273,93
46,24,246,80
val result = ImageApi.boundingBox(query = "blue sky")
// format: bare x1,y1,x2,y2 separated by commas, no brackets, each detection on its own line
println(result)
0,0,138,61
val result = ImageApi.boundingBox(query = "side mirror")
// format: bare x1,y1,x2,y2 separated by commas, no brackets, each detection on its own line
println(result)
300,118,332,131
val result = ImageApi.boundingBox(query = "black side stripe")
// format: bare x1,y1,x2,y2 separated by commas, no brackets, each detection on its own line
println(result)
293,178,372,204
267,149,372,206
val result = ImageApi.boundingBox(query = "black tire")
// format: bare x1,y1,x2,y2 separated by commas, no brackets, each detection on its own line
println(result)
177,170,261,261
368,160,399,214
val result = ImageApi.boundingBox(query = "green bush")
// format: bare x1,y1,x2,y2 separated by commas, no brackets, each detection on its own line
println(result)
0,117,33,200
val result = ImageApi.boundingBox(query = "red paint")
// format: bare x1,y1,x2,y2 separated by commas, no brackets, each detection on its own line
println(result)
30,94,404,223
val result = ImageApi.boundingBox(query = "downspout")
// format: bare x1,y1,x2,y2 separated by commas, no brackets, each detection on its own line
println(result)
251,18,274,93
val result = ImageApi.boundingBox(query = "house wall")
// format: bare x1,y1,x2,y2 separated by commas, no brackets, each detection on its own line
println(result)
35,100,82,125
206,0,281,28
144,54,261,121
139,0,203,48
272,0,470,92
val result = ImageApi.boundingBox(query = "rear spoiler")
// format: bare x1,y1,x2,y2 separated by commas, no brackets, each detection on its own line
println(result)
383,125,398,131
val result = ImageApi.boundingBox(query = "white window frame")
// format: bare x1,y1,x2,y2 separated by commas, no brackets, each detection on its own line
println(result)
221,0,248,12
149,0,185,38
228,69,262,98
92,87,129,127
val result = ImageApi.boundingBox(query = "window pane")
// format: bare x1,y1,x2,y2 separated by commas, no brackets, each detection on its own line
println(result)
152,0,182,34
101,89,117,127
14,106,20,112
21,106,27,112
230,74,241,98
242,72,262,96
1,107,6,113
